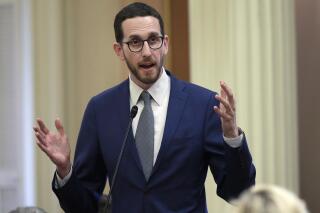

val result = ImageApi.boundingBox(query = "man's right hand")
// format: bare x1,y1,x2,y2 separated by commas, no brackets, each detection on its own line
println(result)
33,118,71,178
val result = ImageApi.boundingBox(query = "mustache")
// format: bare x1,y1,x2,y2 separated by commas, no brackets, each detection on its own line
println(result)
138,57,156,65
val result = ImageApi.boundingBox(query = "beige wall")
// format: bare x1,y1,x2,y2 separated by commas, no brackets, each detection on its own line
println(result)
33,0,65,211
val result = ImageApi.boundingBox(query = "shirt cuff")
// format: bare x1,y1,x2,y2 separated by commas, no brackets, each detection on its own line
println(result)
223,133,243,148
55,166,72,189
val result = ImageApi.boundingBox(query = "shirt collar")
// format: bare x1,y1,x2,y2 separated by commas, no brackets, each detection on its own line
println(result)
129,67,170,106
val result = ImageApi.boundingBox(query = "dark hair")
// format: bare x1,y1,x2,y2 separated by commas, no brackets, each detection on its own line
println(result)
114,2,164,42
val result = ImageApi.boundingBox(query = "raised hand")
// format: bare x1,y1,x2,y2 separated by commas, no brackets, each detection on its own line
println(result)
213,81,239,138
33,118,71,178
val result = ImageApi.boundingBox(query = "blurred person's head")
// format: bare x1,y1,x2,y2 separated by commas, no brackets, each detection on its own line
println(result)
234,184,309,213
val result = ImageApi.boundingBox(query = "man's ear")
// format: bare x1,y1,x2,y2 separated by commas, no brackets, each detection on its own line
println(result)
163,35,169,55
113,42,125,61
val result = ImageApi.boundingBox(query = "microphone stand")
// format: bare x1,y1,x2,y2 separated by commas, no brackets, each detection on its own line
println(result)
99,106,138,213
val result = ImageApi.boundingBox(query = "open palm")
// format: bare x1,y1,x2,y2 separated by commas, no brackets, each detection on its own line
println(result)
33,118,71,177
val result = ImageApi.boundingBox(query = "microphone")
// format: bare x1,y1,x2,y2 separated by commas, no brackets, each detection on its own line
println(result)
130,105,138,119
99,106,138,213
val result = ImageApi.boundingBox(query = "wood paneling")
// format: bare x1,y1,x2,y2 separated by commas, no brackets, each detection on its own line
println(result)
169,0,189,81
296,0,320,212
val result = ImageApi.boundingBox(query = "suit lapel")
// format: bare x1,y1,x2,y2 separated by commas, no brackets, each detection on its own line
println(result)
117,79,131,131
151,75,188,177
117,80,144,176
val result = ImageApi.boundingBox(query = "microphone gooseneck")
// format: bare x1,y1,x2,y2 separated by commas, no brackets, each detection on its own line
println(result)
103,106,138,213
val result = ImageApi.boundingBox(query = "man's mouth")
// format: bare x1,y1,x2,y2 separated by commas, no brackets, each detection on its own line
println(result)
139,62,156,69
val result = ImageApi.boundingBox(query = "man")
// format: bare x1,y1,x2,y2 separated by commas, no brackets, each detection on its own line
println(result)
33,2,255,213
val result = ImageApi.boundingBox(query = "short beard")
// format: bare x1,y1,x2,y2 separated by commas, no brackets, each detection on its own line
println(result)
124,56,164,86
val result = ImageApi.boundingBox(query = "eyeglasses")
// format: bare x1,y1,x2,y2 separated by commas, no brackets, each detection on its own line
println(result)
123,36,164,53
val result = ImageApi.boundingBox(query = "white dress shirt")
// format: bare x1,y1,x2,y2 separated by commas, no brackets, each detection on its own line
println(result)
129,67,170,164
56,67,242,187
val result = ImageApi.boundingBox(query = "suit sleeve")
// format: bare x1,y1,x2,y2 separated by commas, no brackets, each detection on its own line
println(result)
204,93,256,201
52,97,107,213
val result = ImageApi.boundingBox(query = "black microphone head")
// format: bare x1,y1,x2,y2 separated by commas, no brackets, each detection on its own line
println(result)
130,106,138,119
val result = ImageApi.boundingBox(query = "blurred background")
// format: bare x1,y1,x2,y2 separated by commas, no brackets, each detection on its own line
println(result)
0,0,319,212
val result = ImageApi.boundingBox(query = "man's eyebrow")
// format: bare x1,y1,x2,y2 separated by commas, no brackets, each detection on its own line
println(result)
127,32,161,40
148,32,161,37
128,35,142,40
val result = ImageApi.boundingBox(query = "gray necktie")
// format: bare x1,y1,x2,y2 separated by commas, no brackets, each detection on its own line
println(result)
135,91,154,180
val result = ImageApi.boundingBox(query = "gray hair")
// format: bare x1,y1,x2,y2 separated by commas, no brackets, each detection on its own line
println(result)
233,184,309,213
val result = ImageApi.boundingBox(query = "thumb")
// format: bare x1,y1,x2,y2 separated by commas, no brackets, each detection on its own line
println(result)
55,118,65,136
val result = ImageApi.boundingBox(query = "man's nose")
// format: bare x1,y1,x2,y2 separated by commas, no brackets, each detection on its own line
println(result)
141,41,152,56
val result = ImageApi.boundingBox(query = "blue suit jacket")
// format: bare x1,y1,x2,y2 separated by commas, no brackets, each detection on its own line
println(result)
53,71,256,213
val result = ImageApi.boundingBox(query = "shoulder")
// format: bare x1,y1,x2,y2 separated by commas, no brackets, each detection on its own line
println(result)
85,79,129,112
89,79,128,102
168,71,218,102
94,79,129,100
185,81,217,96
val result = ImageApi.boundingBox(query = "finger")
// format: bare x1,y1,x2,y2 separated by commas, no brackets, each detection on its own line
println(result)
36,139,49,154
215,94,233,113
220,83,227,100
33,126,46,138
35,132,47,146
55,118,65,136
35,127,46,141
213,106,233,120
36,118,50,135
220,81,235,110
220,89,227,111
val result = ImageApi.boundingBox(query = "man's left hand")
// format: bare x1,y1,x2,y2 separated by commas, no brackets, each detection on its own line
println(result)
213,81,239,138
